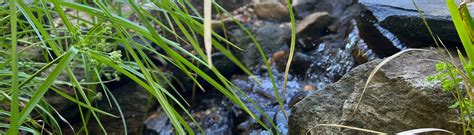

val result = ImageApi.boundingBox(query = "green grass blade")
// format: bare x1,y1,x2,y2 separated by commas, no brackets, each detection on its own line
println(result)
7,0,20,134
15,47,78,125
447,0,474,63
48,87,116,117
0,123,41,135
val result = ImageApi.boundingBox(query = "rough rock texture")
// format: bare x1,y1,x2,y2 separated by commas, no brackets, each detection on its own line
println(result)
289,49,462,134
359,0,474,47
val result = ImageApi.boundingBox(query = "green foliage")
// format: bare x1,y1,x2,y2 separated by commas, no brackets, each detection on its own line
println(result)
0,0,288,134
428,62,463,92
426,0,474,134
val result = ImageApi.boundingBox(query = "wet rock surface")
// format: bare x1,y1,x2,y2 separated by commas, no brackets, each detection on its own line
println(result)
359,0,473,47
289,49,462,134
89,81,155,134
228,21,291,68
222,0,361,134
293,0,357,18
144,95,233,134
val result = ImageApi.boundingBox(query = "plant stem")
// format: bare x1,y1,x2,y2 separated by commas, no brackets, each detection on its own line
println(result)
7,0,20,134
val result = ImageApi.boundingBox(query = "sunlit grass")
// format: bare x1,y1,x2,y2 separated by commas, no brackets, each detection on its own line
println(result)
0,0,296,134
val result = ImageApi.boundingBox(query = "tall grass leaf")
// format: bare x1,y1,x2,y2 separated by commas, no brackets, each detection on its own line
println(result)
0,123,41,135
281,0,297,119
7,0,20,134
17,0,62,56
460,3,474,41
50,0,78,39
15,47,78,127
48,87,116,117
212,2,285,115
67,67,108,133
116,2,189,133
447,0,474,63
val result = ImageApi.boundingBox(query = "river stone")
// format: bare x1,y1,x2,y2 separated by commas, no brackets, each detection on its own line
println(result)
359,0,474,47
254,2,289,20
289,49,462,134
295,12,332,50
296,12,332,35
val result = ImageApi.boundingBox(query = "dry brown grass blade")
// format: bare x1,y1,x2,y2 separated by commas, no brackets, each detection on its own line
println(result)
204,0,213,68
305,124,453,135
305,124,387,135
351,49,432,117
396,128,454,135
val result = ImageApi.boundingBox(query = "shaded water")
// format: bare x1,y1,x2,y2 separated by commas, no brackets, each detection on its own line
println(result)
143,1,414,134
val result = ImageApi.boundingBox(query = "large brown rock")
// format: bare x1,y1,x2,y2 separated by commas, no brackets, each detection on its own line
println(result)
289,49,462,134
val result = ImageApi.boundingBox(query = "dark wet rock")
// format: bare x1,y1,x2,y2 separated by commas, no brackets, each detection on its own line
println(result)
296,12,332,35
352,7,403,58
289,49,462,134
344,3,409,65
302,40,355,89
254,2,289,20
145,97,233,134
144,108,173,134
228,21,291,67
211,19,237,33
287,91,308,108
347,19,379,65
89,81,154,134
293,0,357,18
295,12,333,50
270,51,312,76
359,0,473,47
231,71,303,134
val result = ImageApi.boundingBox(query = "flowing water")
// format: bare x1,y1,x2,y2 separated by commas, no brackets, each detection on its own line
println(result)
143,2,413,134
